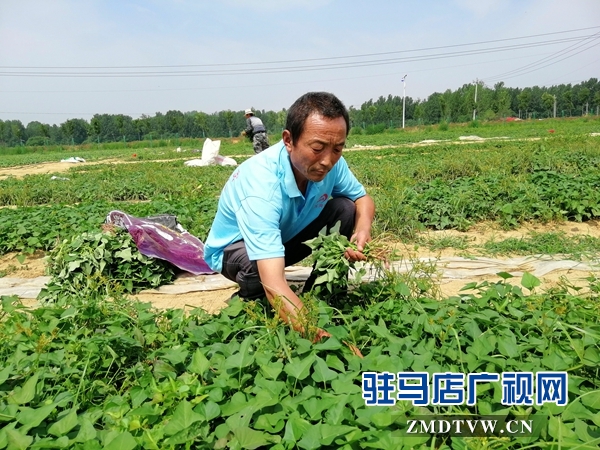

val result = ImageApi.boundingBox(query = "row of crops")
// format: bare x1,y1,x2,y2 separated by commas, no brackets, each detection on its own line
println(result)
1,121,600,448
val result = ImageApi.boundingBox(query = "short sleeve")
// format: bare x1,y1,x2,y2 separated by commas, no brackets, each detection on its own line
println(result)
331,157,367,200
237,196,286,260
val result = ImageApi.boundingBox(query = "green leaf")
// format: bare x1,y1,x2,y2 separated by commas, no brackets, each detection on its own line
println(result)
325,395,349,425
541,352,572,371
496,333,519,358
521,272,540,290
163,400,203,436
297,423,321,450
583,346,600,366
203,401,221,422
232,427,270,449
496,271,514,280
224,337,255,370
283,413,311,443
311,356,338,383
74,418,98,443
394,282,411,296
115,248,133,261
104,431,138,450
313,337,342,351
260,361,283,380
188,349,210,375
29,436,69,448
320,423,357,445
284,353,315,380
5,427,33,450
67,261,81,272
17,404,55,429
162,346,189,365
0,364,13,385
48,408,79,437
581,390,600,409
325,354,346,373
547,416,578,440
8,373,39,405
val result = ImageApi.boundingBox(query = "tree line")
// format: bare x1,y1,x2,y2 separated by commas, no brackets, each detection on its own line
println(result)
1,78,599,147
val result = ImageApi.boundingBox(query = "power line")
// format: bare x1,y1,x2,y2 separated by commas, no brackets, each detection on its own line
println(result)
2,52,552,95
2,25,599,70
0,32,598,78
483,31,600,82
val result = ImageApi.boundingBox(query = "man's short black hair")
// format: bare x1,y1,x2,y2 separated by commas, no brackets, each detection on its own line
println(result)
285,92,350,142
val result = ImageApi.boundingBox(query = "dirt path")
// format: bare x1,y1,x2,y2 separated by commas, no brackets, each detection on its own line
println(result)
0,157,196,180
0,134,571,180
4,218,600,314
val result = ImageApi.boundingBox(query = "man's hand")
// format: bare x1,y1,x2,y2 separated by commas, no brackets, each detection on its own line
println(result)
344,194,375,262
241,130,247,137
345,229,371,262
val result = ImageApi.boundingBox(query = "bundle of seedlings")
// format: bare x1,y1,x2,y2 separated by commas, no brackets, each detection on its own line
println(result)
39,224,176,303
303,221,394,302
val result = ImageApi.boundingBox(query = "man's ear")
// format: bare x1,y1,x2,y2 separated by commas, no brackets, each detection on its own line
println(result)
282,129,293,152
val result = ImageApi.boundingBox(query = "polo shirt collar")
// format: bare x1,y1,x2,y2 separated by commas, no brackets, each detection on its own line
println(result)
280,146,303,199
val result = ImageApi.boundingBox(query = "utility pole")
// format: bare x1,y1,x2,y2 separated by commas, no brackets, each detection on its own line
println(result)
553,95,557,119
472,79,478,121
402,74,407,129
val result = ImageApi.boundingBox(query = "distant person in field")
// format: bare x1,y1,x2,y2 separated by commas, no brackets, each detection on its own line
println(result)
242,108,270,154
205,92,375,349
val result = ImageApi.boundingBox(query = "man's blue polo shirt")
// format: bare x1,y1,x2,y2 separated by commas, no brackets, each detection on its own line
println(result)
203,140,367,273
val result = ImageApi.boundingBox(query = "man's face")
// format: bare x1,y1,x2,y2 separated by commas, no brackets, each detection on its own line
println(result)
283,114,346,187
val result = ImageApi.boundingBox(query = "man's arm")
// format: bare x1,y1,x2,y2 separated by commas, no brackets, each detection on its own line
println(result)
345,194,375,261
256,257,362,355
256,257,308,333
244,118,253,136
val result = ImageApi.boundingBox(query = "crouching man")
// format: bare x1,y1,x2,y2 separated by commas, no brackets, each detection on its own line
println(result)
204,91,375,346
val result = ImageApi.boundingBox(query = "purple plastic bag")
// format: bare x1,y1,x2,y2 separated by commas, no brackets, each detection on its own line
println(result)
106,210,215,275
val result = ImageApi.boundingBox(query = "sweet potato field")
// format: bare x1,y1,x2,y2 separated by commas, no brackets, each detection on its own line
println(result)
1,118,600,449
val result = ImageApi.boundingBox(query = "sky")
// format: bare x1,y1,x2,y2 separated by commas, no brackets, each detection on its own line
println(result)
1,0,599,126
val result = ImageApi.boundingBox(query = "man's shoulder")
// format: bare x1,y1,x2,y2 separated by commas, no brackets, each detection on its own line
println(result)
231,142,286,189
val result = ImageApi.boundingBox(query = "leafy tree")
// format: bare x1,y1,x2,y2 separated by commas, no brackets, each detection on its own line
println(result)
518,89,532,118
594,91,600,115
223,110,235,137
578,87,590,115
61,119,88,144
195,112,208,137
562,89,573,116
164,110,185,135
541,93,555,118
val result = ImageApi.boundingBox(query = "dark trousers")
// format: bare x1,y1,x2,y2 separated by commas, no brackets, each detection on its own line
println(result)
220,197,356,299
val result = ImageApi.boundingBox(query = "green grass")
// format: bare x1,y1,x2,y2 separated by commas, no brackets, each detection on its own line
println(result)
1,115,600,449
416,234,472,251
2,117,600,256
480,231,600,260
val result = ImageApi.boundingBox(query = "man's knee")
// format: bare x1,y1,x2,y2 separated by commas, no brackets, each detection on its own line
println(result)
221,241,265,299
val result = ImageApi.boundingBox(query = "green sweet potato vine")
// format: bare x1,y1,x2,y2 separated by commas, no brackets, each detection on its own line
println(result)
303,222,394,300
38,227,176,302
1,269,599,449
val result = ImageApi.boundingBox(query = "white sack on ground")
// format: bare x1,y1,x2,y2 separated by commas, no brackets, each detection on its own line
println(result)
184,138,237,167
60,157,86,163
